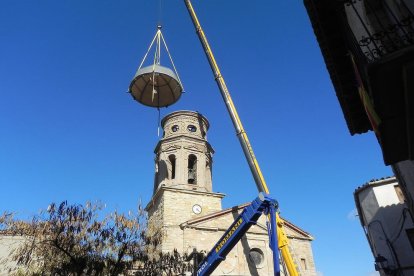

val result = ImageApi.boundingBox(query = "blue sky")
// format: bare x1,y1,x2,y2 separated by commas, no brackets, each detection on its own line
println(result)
0,1,391,275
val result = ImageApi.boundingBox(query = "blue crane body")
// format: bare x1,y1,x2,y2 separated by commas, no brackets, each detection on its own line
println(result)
196,193,281,276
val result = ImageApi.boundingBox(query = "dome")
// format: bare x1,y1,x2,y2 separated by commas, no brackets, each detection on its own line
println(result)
129,65,183,108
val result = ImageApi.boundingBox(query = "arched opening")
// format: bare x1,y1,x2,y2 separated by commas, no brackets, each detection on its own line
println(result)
188,154,197,184
168,154,176,179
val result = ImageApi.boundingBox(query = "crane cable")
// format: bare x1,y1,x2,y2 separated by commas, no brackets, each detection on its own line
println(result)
137,28,184,94
157,0,163,27
137,0,185,137
156,0,163,138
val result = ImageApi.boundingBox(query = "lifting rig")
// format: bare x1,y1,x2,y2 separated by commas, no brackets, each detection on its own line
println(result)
196,193,280,275
183,1,300,275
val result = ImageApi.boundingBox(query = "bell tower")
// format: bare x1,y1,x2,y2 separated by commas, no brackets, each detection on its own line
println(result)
146,110,225,252
153,110,214,193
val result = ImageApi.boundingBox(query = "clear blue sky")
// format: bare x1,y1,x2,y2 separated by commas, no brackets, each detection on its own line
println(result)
0,1,391,275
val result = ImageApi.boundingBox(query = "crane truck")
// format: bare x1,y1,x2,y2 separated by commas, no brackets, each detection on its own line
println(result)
196,193,280,276
183,1,300,275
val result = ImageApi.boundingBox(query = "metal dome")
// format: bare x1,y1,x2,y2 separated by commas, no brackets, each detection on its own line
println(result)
129,64,183,108
129,27,184,108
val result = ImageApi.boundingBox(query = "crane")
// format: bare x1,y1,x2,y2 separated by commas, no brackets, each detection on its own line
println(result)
183,1,300,275
196,193,280,276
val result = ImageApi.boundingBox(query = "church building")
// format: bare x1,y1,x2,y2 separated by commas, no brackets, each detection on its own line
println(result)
145,110,317,275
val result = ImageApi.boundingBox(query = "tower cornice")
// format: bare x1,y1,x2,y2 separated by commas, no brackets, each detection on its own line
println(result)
161,110,209,130
145,185,225,211
154,135,214,154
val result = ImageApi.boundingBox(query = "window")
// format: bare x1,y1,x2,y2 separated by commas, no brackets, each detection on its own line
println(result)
300,258,307,270
188,154,197,184
171,125,179,132
248,248,264,268
187,125,197,132
394,185,405,203
169,155,176,179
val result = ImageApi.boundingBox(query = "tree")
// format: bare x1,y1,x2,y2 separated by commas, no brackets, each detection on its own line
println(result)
0,201,198,276
0,201,153,275
135,249,195,276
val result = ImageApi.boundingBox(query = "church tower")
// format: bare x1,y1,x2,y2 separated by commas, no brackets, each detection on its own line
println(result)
153,110,214,193
146,110,225,252
145,110,316,275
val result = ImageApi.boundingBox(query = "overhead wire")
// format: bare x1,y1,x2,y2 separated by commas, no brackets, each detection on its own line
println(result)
390,208,410,243
368,219,402,271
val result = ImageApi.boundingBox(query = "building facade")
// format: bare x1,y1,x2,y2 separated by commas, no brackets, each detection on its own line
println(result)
0,233,27,275
146,110,317,275
304,0,414,217
355,177,414,275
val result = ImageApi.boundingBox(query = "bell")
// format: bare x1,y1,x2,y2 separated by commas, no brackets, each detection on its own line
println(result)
129,64,183,108
188,169,196,184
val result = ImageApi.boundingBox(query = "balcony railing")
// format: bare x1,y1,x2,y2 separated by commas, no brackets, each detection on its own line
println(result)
339,0,414,62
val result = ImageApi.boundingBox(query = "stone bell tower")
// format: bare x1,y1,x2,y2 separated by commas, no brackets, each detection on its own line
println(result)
153,110,213,193
146,110,225,252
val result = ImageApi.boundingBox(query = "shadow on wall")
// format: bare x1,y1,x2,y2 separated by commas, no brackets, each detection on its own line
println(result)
154,160,169,191
231,208,260,276
366,204,414,274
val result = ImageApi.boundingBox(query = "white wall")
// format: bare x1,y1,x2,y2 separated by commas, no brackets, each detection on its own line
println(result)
0,234,26,275
356,179,414,275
